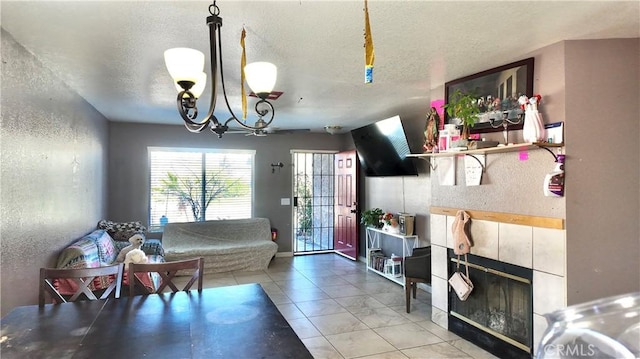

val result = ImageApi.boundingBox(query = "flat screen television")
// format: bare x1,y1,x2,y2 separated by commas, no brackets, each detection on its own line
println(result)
351,115,418,177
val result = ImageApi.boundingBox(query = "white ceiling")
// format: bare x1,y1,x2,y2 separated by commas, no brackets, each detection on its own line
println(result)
2,1,639,134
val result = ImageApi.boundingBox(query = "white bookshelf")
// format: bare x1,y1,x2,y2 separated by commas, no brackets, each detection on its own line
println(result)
365,227,419,287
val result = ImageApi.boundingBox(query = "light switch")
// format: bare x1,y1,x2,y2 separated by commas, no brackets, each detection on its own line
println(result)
280,198,290,206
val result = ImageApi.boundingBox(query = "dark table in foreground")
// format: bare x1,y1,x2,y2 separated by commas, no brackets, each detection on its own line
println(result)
1,283,313,358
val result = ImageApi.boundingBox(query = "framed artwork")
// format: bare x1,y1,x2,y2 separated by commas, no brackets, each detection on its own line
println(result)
444,57,534,134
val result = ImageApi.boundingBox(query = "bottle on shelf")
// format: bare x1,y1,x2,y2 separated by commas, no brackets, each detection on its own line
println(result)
391,254,403,277
543,154,565,197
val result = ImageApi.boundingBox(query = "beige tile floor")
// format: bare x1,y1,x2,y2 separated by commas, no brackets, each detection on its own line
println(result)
194,253,499,359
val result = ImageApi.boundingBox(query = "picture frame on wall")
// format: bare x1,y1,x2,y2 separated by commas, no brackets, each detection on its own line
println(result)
444,58,534,134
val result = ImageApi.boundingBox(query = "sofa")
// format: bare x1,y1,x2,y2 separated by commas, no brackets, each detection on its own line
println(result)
55,227,165,296
162,218,278,274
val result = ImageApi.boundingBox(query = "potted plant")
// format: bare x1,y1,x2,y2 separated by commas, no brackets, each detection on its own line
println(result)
361,208,384,228
443,89,480,141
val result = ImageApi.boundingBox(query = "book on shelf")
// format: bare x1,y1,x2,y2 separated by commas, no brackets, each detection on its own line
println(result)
368,248,381,265
369,250,386,272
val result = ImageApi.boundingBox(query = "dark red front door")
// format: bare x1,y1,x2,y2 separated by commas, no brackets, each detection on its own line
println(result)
334,150,358,260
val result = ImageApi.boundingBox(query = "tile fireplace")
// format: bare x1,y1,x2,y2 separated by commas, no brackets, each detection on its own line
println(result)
448,249,533,358
429,210,567,357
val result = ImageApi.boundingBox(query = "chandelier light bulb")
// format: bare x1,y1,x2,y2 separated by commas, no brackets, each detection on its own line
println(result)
244,62,277,98
175,72,207,98
164,48,205,84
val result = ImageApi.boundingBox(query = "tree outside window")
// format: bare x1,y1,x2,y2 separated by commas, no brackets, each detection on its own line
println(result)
295,173,313,239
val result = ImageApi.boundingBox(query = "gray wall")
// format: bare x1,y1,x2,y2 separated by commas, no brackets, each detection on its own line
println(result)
107,122,344,253
431,42,567,218
1,29,109,316
429,38,640,305
564,38,640,304
2,29,636,318
352,113,433,258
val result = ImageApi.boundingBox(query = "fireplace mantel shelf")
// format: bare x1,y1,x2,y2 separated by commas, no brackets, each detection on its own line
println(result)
431,206,564,229
407,142,564,171
407,142,563,159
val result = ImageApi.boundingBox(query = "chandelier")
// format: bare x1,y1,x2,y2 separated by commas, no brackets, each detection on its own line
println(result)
164,1,277,138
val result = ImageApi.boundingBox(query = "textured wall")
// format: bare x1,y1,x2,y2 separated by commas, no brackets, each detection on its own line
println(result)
431,43,567,218
428,38,640,306
107,122,344,254
0,29,109,315
364,113,432,237
564,38,640,304
349,113,432,259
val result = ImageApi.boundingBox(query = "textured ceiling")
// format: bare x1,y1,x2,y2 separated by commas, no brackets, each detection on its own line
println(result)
2,1,639,134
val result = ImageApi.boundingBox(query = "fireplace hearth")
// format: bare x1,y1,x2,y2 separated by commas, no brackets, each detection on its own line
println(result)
448,249,533,359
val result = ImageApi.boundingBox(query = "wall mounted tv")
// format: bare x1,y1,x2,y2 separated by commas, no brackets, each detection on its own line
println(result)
351,115,418,177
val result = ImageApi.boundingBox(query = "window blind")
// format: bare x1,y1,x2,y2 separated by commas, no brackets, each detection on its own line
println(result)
148,148,254,232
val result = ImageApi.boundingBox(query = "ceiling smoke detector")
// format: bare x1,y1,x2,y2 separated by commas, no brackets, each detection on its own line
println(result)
325,125,342,135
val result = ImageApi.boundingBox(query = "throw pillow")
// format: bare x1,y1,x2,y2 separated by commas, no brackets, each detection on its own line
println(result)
97,219,147,241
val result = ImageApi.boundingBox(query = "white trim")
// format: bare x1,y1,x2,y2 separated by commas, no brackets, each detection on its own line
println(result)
289,150,338,255
289,149,338,154
275,251,294,257
146,147,256,229
290,151,295,256
148,146,256,155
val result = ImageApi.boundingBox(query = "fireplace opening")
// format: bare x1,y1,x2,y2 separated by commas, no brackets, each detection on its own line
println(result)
448,249,533,359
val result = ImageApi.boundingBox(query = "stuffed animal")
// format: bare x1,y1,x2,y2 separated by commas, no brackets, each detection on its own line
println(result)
116,234,145,263
123,248,148,270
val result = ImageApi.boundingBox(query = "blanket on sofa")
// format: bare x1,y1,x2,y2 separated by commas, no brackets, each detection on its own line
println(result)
162,218,278,274
54,229,162,296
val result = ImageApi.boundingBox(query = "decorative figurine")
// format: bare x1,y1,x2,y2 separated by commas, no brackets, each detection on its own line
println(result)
491,97,501,111
423,107,440,152
477,97,487,112
520,94,546,143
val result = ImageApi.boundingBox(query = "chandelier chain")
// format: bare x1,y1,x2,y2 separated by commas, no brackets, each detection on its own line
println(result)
209,1,219,16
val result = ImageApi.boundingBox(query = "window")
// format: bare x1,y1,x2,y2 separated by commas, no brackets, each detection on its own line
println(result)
148,147,255,232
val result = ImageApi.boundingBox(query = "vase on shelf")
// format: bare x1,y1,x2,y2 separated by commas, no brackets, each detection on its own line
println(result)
520,95,545,143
